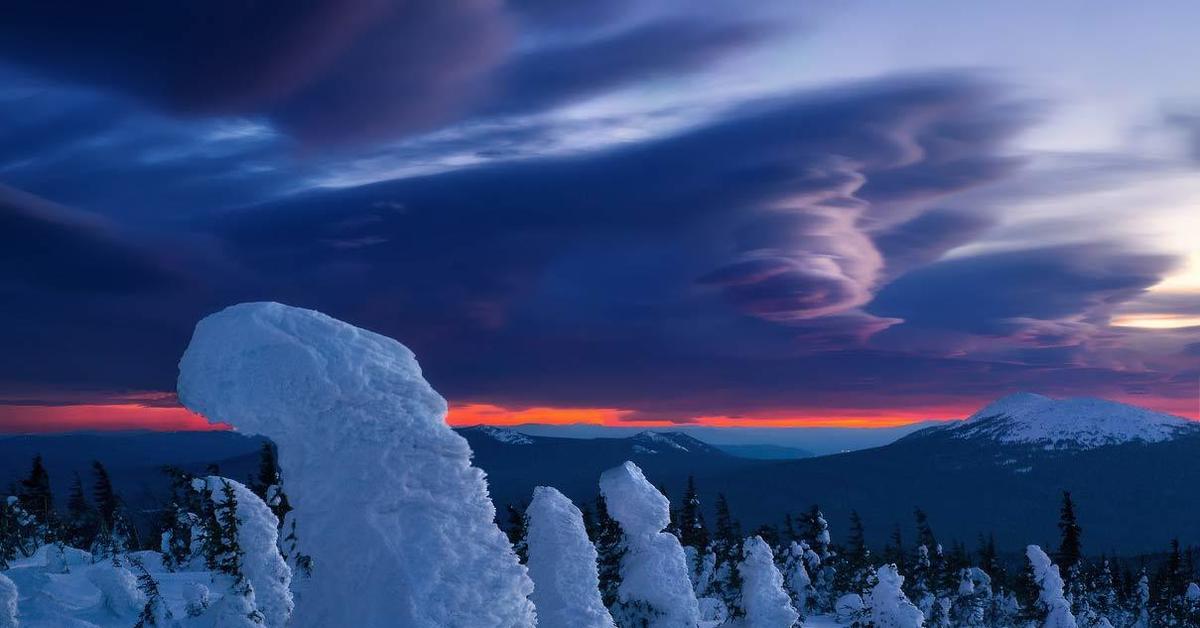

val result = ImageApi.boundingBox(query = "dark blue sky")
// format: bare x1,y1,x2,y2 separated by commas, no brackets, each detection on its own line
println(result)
0,0,1197,430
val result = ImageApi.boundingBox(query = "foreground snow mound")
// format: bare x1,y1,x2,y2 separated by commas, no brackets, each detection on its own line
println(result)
949,392,1195,449
1026,545,1077,628
0,573,16,628
737,536,798,628
599,461,700,628
178,302,535,628
526,487,616,628
87,561,144,619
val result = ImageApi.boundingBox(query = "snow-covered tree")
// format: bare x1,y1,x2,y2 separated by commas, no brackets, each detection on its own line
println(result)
88,557,146,620
870,564,924,628
177,302,536,628
0,572,16,628
709,493,744,618
801,506,836,613
738,536,798,628
599,461,700,628
1132,572,1151,628
951,567,990,627
196,476,292,628
677,476,708,553
128,555,173,628
779,541,813,618
525,486,615,628
1027,544,1078,628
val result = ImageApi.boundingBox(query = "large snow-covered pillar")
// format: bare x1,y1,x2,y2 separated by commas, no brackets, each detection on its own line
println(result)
526,486,616,628
599,461,700,628
177,302,535,628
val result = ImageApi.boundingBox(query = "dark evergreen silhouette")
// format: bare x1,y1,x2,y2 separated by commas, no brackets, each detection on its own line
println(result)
504,503,528,564
593,494,625,609
1057,490,1083,580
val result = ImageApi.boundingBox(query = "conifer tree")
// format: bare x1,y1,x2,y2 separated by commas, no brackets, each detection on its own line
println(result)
836,510,871,595
802,505,832,559
677,475,708,552
593,494,625,609
129,554,173,627
710,493,744,618
1013,553,1043,625
65,472,96,549
782,513,797,545
883,523,906,573
1057,491,1083,581
579,504,597,541
248,443,292,530
18,455,57,544
91,461,135,556
505,503,529,564
1092,558,1119,624
0,499,18,569
977,533,1005,590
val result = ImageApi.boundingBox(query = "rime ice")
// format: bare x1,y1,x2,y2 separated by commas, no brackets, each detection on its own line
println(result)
178,302,535,628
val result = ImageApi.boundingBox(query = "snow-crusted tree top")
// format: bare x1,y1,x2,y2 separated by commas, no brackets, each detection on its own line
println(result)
178,302,450,447
941,392,1196,449
599,461,670,536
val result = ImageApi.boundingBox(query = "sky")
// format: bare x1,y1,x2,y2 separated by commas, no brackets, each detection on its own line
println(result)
0,0,1197,432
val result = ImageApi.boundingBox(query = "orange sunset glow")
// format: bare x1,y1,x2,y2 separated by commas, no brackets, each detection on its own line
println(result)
0,402,227,433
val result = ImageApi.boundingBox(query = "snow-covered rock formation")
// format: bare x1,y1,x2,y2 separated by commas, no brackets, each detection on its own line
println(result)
942,393,1195,449
1026,545,1077,628
737,536,798,628
526,486,615,628
178,302,535,628
599,461,700,628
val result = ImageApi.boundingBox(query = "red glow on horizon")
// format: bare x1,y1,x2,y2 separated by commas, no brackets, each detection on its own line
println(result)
0,393,1194,434
0,402,228,434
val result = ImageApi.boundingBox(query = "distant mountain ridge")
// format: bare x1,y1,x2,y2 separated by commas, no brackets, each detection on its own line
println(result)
906,392,1197,450
462,394,1200,554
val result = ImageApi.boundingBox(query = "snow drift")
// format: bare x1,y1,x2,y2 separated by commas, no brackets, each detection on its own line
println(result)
0,573,16,628
177,302,535,628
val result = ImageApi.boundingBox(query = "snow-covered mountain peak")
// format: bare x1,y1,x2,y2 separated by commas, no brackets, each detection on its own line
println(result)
630,431,719,454
952,393,1196,449
463,425,534,445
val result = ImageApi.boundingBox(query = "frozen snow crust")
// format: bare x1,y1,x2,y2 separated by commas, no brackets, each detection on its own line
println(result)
178,302,535,628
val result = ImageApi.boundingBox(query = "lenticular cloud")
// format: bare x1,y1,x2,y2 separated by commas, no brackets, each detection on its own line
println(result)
177,302,535,628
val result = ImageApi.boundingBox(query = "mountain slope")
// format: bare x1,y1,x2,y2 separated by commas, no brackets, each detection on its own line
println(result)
702,395,1200,554
457,427,765,511
908,392,1198,450
461,396,1200,555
